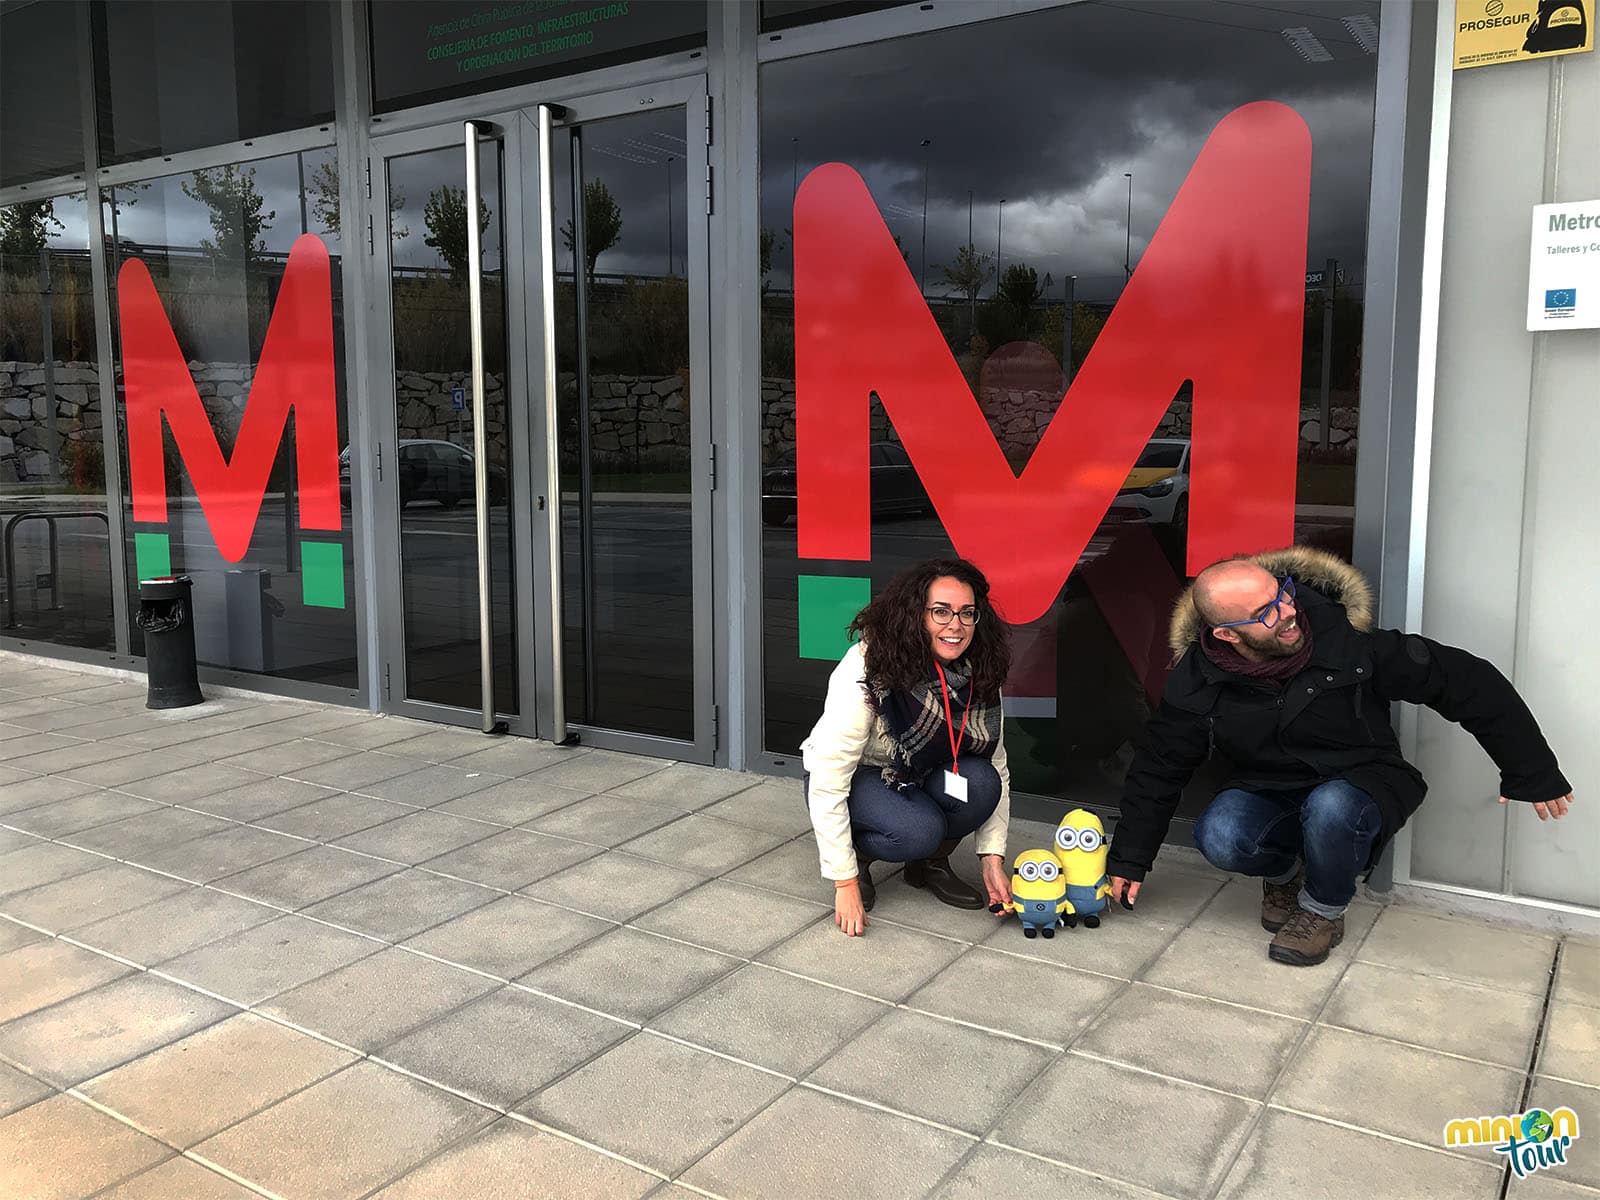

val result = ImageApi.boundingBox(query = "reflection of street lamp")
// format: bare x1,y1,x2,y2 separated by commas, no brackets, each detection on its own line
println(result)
918,138,931,296
1064,273,1077,382
996,200,1005,292
1123,172,1133,280
666,155,674,277
790,137,799,198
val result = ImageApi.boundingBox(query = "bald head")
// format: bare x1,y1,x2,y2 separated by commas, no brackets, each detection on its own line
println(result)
1192,560,1281,628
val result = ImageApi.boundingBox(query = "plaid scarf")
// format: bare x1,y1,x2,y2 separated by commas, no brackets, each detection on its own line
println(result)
870,658,1003,790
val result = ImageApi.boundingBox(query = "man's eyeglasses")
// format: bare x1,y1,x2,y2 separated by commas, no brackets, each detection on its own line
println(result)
927,604,980,627
1212,576,1296,632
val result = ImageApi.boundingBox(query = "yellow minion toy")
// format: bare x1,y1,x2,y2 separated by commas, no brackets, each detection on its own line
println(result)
1007,848,1072,939
1054,808,1112,929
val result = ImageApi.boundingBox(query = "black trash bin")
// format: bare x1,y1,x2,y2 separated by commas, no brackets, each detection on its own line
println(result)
137,576,204,709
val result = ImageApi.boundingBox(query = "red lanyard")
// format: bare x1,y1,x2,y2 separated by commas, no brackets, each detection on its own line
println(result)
934,662,970,771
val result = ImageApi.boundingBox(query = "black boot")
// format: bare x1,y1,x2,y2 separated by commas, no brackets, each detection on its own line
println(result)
855,858,877,912
904,839,985,909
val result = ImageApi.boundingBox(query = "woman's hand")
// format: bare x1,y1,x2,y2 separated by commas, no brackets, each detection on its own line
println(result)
979,854,1010,915
834,879,868,936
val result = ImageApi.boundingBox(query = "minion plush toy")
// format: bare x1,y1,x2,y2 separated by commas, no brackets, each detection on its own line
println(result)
1054,808,1112,928
1007,848,1072,938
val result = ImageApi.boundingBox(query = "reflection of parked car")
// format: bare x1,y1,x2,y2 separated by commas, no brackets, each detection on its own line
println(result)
1109,438,1189,530
339,440,507,509
761,441,931,526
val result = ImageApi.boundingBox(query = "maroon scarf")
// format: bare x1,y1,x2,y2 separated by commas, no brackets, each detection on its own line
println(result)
1201,620,1314,687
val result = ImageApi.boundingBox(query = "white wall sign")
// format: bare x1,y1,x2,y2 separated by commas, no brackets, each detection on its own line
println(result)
1528,200,1600,331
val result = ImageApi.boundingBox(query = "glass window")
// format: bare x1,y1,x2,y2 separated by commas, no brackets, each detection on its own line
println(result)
92,1,335,166
760,3,911,33
760,1,1380,822
0,1,86,188
369,0,707,113
105,147,357,688
1,193,113,650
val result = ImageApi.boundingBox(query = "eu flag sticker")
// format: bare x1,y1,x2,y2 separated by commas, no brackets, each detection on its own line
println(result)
1545,289,1577,312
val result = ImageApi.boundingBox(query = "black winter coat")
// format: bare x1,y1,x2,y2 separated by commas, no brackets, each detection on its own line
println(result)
1106,548,1571,882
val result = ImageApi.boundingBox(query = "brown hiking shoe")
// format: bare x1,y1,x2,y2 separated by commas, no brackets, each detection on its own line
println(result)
1261,870,1303,933
1268,908,1345,967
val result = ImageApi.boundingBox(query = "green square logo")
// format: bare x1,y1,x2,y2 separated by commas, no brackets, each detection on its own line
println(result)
798,574,870,661
300,540,345,609
134,532,171,581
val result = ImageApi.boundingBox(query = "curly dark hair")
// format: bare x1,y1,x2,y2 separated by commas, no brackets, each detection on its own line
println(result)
847,558,1013,701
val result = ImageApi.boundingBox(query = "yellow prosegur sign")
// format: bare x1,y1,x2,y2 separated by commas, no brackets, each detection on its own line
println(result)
1455,0,1593,69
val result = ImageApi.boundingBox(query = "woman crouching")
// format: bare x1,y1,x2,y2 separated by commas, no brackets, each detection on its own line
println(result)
802,558,1013,936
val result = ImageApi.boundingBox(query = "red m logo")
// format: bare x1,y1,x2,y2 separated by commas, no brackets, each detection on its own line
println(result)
795,101,1311,624
120,234,341,564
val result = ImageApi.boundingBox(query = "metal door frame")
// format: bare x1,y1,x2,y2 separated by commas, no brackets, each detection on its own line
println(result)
518,74,717,764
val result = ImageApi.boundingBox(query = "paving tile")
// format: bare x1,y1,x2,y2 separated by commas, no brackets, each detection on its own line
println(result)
303,869,499,941
380,985,631,1108
79,1012,356,1148
308,717,442,751
1540,1001,1600,1086
94,1156,261,1199
530,748,671,793
1357,907,1557,996
1324,961,1544,1068
813,1007,1053,1133
0,1060,52,1118
726,837,833,901
403,895,613,978
933,1144,1159,1199
1505,1174,1600,1199
182,725,311,760
526,1031,790,1173
1142,925,1347,1019
370,1116,659,1199
61,807,232,860
135,825,309,884
867,872,1011,942
1524,1080,1600,1190
71,888,278,967
696,779,817,836
620,813,788,876
420,827,594,891
184,776,341,823
1194,876,1381,948
60,746,215,788
440,737,577,777
633,879,828,958
155,915,382,1005
3,864,189,933
333,809,498,862
6,738,142,775
1556,939,1600,1010
216,738,357,776
520,926,738,1023
1076,981,1305,1098
0,1093,170,1200
1276,1025,1523,1155
684,1085,971,1199
283,750,425,791
1104,867,1224,925
999,1053,1258,1196
256,708,375,739
2,789,160,837
376,727,495,764
1216,1106,1502,1200
762,918,967,1002
612,763,765,811
650,962,887,1076
192,1061,494,1200
0,839,106,896
0,827,34,854
0,919,44,954
0,772,101,814
259,946,497,1052
114,762,266,804
212,844,402,909
100,722,210,751
526,792,687,847
0,940,132,1022
908,946,1126,1046
432,777,592,826
253,792,414,841
520,851,705,921
356,762,500,806
982,909,1181,980
0,973,234,1087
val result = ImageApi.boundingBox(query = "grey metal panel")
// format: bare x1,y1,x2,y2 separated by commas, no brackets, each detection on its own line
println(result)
755,0,1083,62
0,173,91,208
92,125,337,188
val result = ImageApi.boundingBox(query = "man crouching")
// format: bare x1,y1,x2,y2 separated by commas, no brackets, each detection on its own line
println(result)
1106,547,1575,966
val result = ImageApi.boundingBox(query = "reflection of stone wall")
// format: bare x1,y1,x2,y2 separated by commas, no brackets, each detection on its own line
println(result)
0,361,104,485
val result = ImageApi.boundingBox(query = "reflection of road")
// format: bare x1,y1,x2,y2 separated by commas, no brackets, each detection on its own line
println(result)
0,506,116,650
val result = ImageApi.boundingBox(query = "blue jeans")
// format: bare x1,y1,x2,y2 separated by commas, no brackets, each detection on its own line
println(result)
844,759,1002,863
1192,780,1381,919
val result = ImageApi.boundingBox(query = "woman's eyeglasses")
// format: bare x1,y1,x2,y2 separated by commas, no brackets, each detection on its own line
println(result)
1212,576,1296,632
927,604,980,627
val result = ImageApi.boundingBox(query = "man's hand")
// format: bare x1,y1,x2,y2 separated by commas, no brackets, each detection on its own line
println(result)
1500,792,1576,821
1108,876,1142,909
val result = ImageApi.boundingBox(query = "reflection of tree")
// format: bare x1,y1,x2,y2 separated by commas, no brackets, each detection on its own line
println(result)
977,261,1052,346
423,184,489,281
560,179,622,283
309,159,407,240
0,199,64,257
181,164,276,269
939,243,993,306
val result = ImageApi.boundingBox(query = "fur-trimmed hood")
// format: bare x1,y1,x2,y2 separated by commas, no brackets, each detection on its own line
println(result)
1167,546,1374,659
